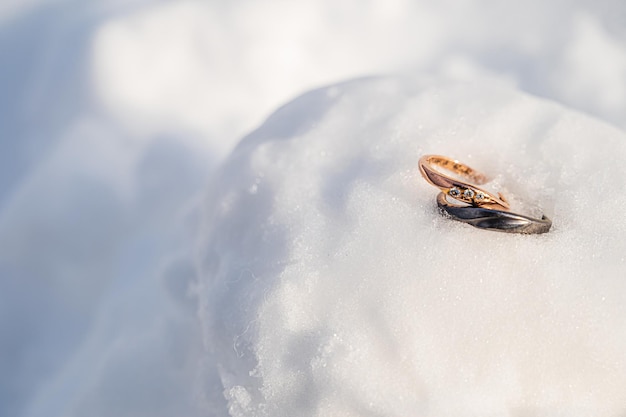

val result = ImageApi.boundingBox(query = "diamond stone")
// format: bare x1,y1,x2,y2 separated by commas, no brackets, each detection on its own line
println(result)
449,187,461,197
463,189,475,199
475,192,485,201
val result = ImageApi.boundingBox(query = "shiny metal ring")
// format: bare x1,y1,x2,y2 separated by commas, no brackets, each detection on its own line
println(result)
419,154,510,210
436,193,552,234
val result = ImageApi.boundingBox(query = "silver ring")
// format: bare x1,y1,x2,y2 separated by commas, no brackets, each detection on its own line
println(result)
436,193,552,234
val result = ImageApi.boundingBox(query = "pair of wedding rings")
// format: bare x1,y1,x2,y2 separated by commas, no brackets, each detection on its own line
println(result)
419,155,551,234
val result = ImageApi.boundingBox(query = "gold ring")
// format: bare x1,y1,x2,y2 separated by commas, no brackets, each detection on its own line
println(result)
418,155,509,210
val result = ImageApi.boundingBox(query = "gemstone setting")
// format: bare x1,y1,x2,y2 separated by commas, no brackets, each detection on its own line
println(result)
449,187,461,197
463,189,475,199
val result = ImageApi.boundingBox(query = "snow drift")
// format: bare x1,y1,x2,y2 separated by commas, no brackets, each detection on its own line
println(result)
199,76,626,416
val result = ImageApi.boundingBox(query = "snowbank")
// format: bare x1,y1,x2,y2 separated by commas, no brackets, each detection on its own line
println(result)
199,76,626,416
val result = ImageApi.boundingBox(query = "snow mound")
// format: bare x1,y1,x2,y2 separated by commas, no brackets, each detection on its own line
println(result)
198,76,626,416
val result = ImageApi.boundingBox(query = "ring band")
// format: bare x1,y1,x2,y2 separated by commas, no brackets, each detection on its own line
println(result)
436,193,552,234
419,155,509,210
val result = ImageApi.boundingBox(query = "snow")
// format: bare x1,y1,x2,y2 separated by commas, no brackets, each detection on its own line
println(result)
1,0,626,416
89,0,626,145
200,76,626,416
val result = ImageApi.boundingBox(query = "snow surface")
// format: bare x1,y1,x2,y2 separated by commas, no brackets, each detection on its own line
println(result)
1,0,626,416
200,76,626,416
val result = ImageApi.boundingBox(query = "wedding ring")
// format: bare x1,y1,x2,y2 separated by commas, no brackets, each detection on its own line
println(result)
436,193,552,234
419,155,509,210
